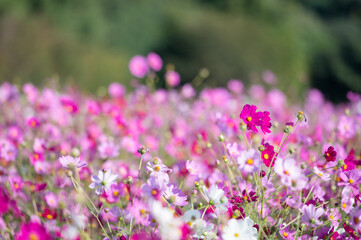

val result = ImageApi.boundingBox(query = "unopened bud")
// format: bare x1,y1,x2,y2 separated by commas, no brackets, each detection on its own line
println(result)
345,108,350,116
222,156,228,163
104,208,109,213
138,146,148,155
71,148,80,157
284,126,292,133
240,122,247,131
300,162,306,169
258,145,265,152
337,160,345,168
127,176,133,184
198,202,203,208
218,134,225,142
289,148,295,154
297,111,304,120
194,181,200,188
66,170,73,177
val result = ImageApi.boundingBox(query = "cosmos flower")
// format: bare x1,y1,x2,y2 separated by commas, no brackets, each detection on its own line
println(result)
165,70,181,87
129,55,149,78
300,204,324,228
239,104,263,132
222,217,258,240
58,155,87,169
237,148,261,173
202,185,228,212
163,184,188,206
16,222,51,240
89,169,118,195
313,167,331,181
324,146,337,162
147,52,163,71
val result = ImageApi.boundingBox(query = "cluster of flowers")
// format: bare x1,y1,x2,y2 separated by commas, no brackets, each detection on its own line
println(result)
1,55,361,240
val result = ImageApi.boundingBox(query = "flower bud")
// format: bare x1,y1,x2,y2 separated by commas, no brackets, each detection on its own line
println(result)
198,202,203,208
137,146,148,155
284,125,292,133
127,176,133,184
258,145,265,152
222,155,228,163
337,159,345,168
218,134,225,142
71,148,80,157
300,162,306,169
104,208,109,213
66,170,73,178
297,111,304,120
194,181,200,188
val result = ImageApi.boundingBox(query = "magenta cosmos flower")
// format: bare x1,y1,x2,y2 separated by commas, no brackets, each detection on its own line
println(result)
165,70,181,87
147,52,163,71
239,104,271,133
16,222,51,240
58,155,87,169
129,55,149,78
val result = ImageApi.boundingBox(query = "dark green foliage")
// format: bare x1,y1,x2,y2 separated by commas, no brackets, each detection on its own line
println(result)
0,0,360,101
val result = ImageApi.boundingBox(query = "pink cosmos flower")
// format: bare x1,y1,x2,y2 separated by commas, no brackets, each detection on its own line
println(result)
300,204,324,228
165,70,181,87
98,139,120,159
338,116,356,139
350,208,361,232
274,158,307,190
227,79,243,94
146,158,171,183
45,192,58,209
186,160,203,176
226,143,240,157
338,169,361,190
237,148,261,173
58,155,87,169
164,184,188,206
147,52,163,71
325,208,341,227
16,222,51,240
141,176,166,200
27,117,40,128
128,199,150,226
279,224,296,239
313,167,331,181
108,82,126,98
0,140,17,162
181,83,196,99
129,55,149,78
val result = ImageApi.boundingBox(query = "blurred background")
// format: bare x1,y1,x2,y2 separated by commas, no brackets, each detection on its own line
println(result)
0,0,360,102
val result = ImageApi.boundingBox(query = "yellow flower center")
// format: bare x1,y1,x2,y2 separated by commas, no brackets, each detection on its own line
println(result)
151,190,157,196
154,166,160,172
29,233,39,240
342,203,347,209
349,179,354,184
140,209,146,215
246,117,252,122
46,214,53,220
343,165,347,170
113,191,119,196
284,170,289,175
234,233,239,237
246,158,254,165
330,215,334,220
263,154,269,160
326,153,330,157
318,173,323,177
283,232,288,237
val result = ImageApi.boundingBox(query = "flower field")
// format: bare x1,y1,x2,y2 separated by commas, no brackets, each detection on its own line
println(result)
1,54,361,239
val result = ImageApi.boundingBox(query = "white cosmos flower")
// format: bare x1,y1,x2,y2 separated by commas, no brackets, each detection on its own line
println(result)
183,209,201,226
151,201,183,240
222,217,258,240
192,219,217,239
89,169,117,195
202,185,228,212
